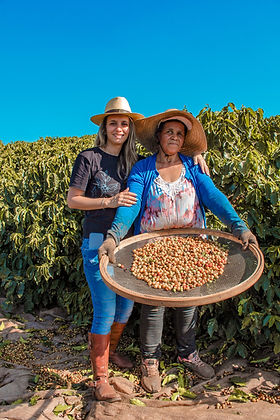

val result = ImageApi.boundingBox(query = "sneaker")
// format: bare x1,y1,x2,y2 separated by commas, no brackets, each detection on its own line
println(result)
140,358,161,393
178,350,215,379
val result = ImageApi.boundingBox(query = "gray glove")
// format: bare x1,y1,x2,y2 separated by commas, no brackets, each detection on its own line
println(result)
239,230,259,250
98,236,117,263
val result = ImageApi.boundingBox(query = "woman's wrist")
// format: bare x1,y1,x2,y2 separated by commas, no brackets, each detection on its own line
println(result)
107,195,118,208
101,195,118,209
101,197,110,208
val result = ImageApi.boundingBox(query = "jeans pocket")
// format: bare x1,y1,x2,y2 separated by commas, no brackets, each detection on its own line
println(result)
81,242,99,268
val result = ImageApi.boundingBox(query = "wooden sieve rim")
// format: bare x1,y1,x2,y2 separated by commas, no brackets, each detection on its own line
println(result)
99,228,264,307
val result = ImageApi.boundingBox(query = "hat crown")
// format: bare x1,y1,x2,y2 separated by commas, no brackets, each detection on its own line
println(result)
90,97,143,126
104,97,132,114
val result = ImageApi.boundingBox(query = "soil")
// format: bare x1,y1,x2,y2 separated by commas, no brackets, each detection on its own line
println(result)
0,301,279,420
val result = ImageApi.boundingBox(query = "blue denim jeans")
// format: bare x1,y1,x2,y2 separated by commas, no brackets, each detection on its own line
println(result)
140,304,197,358
81,238,134,334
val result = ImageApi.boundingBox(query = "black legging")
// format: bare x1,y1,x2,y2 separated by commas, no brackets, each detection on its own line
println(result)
140,304,197,359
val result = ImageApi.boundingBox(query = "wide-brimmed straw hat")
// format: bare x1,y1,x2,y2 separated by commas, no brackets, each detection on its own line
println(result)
135,109,207,155
90,97,144,126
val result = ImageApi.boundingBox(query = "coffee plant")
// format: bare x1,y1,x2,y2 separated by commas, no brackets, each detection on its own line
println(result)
197,104,280,356
0,103,279,355
0,136,94,322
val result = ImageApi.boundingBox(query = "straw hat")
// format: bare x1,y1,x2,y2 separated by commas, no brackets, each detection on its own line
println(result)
90,97,144,126
135,109,207,155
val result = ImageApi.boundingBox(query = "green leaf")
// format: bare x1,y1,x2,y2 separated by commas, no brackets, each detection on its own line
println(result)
207,318,218,337
245,114,250,128
228,389,253,402
177,372,185,388
266,288,275,306
250,356,270,364
241,316,252,330
128,373,138,383
178,388,197,399
34,374,40,383
125,342,140,354
159,360,165,370
11,399,24,405
229,376,247,387
130,398,146,406
0,321,5,331
17,281,25,298
53,404,72,415
227,343,237,358
162,374,178,386
225,319,238,339
270,191,278,205
203,383,221,391
268,316,276,328
72,344,87,351
61,390,75,396
171,391,180,401
161,343,173,351
228,102,237,111
236,342,248,358
263,315,272,326
261,276,270,292
238,297,251,316
29,395,40,406
273,334,280,354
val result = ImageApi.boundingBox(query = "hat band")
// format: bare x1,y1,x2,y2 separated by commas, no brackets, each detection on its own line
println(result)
160,116,192,130
105,109,130,113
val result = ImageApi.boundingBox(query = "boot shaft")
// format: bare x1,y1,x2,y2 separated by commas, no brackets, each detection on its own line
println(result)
109,322,126,353
88,332,121,402
88,332,110,378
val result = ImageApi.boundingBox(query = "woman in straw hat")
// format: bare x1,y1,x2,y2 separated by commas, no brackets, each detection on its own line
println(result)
67,97,142,402
99,109,258,393
67,98,209,402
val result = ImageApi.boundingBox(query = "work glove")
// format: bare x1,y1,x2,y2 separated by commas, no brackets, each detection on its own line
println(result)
239,230,259,250
98,236,117,264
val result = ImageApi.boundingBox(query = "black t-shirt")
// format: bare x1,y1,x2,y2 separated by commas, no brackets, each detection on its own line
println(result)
69,147,127,238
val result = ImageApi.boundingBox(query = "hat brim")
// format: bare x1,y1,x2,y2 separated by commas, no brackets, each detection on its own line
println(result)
90,111,144,126
135,110,207,155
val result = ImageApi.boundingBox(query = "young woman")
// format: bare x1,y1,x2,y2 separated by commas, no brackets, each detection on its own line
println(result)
99,109,258,393
67,97,143,402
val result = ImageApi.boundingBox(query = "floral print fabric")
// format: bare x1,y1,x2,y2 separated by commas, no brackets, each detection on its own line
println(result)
140,166,205,233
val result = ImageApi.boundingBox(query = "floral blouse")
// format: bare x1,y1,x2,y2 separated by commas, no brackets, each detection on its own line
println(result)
140,166,205,233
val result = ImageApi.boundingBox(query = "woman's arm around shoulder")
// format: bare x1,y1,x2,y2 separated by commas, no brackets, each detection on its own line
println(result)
193,154,210,176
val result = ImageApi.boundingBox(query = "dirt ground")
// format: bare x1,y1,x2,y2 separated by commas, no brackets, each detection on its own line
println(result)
0,301,279,420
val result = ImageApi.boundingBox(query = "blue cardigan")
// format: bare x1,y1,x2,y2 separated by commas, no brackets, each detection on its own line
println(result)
108,154,248,244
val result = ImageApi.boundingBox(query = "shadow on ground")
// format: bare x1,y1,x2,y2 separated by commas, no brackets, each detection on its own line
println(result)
0,302,279,419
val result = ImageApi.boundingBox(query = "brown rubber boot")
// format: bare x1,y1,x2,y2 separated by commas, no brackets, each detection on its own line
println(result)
109,322,133,369
88,332,121,402
140,358,161,393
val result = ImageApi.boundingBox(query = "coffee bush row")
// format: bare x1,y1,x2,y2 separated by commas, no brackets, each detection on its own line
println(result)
0,103,279,355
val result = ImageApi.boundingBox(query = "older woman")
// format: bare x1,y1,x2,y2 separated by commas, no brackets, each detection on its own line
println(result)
99,109,258,393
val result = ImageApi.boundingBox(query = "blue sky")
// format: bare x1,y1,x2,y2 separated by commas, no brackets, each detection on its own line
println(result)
1,0,279,144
